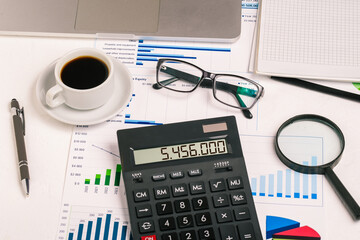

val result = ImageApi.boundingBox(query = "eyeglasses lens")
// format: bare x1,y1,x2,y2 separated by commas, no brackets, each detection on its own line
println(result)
214,75,259,109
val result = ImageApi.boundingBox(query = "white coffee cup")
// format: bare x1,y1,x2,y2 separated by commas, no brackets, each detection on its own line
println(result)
46,48,114,110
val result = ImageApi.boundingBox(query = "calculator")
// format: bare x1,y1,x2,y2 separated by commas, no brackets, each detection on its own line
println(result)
117,116,262,240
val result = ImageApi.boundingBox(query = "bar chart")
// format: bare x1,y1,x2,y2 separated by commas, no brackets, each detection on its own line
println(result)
62,206,131,240
84,164,122,187
96,38,236,72
241,135,323,207
136,40,231,66
251,157,319,200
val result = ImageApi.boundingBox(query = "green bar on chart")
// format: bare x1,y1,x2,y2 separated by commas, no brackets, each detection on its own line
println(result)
85,179,90,185
114,164,122,186
95,174,101,185
105,169,111,186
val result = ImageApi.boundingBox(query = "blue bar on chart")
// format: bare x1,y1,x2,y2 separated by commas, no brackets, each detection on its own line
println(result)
121,224,128,240
86,221,93,240
77,224,84,240
268,174,274,197
124,119,163,125
285,169,291,198
303,161,309,199
138,43,231,52
251,178,257,196
303,175,309,198
104,214,111,240
112,222,119,240
277,171,283,197
294,172,300,198
137,53,196,59
311,156,318,199
95,217,102,240
250,156,319,201
260,176,266,196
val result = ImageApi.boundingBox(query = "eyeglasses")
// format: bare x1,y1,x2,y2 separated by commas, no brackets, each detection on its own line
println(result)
152,58,264,119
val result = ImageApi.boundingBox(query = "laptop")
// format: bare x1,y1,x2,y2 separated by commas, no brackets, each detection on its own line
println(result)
0,0,241,42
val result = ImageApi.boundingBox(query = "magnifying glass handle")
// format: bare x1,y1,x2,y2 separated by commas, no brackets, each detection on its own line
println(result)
324,167,360,220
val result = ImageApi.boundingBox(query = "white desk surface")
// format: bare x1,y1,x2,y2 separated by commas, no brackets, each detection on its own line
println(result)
0,35,359,240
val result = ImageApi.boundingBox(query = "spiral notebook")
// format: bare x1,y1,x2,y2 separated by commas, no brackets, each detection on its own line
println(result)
255,0,360,82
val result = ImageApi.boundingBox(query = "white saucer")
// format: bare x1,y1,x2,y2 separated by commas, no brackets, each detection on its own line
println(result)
36,59,133,125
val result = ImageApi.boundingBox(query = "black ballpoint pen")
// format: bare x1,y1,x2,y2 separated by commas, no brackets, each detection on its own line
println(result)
10,99,30,196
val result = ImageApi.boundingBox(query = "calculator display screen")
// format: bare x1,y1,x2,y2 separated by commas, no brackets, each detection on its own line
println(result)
133,139,228,165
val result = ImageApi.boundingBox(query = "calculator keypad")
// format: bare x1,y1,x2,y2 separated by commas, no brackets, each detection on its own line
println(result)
131,166,259,240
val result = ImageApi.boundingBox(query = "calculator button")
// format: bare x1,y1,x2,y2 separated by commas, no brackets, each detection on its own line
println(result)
156,201,173,215
172,183,188,197
189,181,206,195
133,177,143,183
162,233,178,240
219,225,239,240
192,197,209,210
198,228,215,240
136,204,153,218
141,235,157,240
188,169,202,176
174,199,191,213
177,214,194,228
234,207,250,221
230,192,247,205
152,173,166,181
134,189,150,202
154,186,170,199
138,220,155,233
179,230,197,240
237,222,256,240
214,166,233,173
216,209,233,223
227,176,243,189
212,193,229,208
209,178,226,192
159,217,176,231
132,173,143,183
195,212,212,226
170,171,184,179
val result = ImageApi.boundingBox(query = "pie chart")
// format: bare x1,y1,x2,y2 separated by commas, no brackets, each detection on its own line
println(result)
266,216,321,239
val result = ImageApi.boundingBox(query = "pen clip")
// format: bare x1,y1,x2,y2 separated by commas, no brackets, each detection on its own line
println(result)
17,107,25,135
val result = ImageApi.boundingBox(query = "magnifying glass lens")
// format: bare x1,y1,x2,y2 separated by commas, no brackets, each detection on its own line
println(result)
277,119,343,167
276,115,360,220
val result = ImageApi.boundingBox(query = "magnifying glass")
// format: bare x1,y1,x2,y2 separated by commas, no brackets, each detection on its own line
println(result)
275,114,360,220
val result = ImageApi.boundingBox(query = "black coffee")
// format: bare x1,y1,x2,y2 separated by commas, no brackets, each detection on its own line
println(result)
61,56,109,90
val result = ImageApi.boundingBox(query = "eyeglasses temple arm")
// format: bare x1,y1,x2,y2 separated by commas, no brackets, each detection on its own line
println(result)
153,66,201,89
215,81,258,98
214,81,253,119
201,80,256,118
153,77,179,89
215,81,257,107
235,92,253,119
